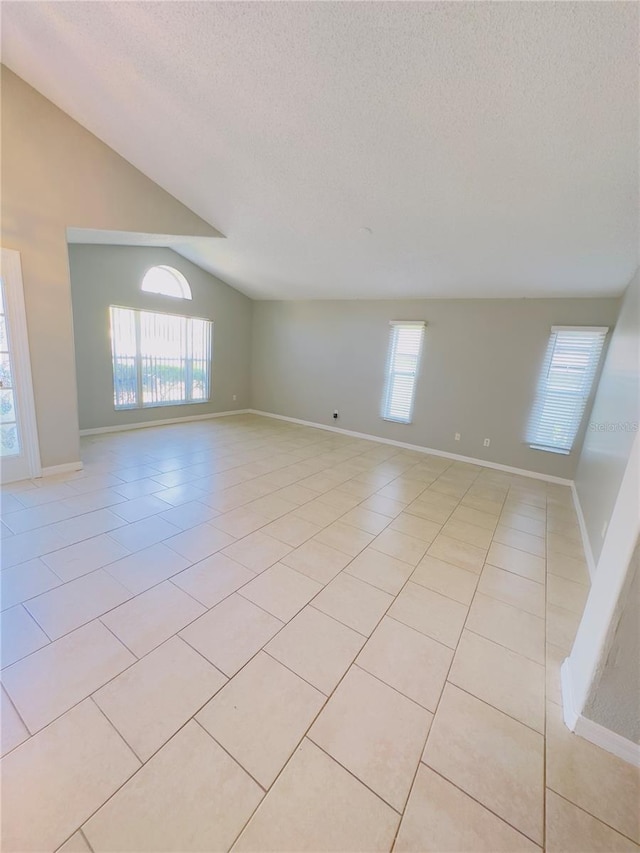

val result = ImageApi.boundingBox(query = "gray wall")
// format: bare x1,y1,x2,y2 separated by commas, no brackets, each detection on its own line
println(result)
585,537,640,745
69,245,252,430
251,297,619,479
575,271,640,562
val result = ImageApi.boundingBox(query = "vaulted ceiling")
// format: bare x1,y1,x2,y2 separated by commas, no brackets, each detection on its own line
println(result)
2,1,638,299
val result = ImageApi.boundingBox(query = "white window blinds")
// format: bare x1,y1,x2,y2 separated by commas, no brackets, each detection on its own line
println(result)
110,306,212,410
382,321,425,424
527,326,608,454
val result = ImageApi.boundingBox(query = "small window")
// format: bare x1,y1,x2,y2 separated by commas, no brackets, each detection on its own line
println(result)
110,306,211,409
527,326,608,454
141,266,192,299
382,321,425,424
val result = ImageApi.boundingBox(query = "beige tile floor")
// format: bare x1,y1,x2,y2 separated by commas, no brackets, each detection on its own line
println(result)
1,414,639,852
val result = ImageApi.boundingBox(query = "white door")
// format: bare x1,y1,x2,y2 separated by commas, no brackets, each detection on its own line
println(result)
0,249,41,484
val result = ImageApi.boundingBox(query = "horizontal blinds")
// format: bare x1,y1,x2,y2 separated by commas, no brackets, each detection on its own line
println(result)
527,326,608,454
110,306,212,409
382,322,425,423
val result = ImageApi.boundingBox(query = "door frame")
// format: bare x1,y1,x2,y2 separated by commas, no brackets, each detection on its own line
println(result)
1,248,41,481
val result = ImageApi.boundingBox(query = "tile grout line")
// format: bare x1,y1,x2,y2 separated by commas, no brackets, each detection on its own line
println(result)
89,695,145,765
544,787,640,847
419,764,545,847
349,662,439,715
97,616,141,661
461,624,545,666
78,827,95,853
305,736,406,816
0,683,32,745
443,681,545,738
260,647,334,697
192,718,268,793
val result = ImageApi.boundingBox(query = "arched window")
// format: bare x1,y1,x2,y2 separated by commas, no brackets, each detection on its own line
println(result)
141,265,192,300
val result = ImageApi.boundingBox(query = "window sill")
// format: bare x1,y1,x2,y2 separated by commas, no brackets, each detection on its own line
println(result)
114,400,210,411
528,444,571,456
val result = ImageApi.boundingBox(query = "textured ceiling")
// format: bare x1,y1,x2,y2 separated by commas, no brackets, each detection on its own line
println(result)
2,1,638,300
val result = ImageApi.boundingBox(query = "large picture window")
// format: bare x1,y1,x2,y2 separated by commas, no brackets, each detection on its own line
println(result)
110,306,212,409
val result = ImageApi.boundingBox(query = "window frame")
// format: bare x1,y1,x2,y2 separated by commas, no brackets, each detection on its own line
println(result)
109,305,212,411
381,320,426,425
527,325,608,455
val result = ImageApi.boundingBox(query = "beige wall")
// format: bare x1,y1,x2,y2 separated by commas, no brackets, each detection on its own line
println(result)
68,245,252,430
1,66,221,467
574,271,640,561
251,297,619,479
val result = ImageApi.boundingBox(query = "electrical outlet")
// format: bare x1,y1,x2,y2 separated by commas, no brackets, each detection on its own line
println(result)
483,438,491,447
454,433,461,441
232,394,237,401
333,410,339,419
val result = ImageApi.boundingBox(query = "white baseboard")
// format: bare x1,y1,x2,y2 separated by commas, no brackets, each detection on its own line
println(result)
79,409,250,436
575,715,640,768
561,658,640,767
571,482,597,579
248,410,573,486
39,461,84,477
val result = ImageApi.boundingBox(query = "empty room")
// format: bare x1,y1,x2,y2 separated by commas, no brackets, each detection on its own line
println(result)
0,2,639,852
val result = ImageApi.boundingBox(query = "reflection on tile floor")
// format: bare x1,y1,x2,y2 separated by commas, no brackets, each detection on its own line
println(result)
1,414,638,852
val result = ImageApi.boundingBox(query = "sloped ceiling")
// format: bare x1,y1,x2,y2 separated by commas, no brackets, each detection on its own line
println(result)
2,1,638,299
